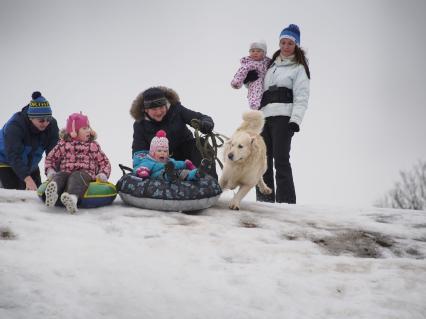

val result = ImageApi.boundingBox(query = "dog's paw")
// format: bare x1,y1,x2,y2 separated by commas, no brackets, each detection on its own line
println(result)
259,185,272,195
263,186,273,195
229,199,240,210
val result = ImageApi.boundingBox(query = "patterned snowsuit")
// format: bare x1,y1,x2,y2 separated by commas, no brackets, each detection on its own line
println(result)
44,130,111,199
231,56,271,109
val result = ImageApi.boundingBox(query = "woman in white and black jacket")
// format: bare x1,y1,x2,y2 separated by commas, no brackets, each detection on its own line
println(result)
256,24,310,203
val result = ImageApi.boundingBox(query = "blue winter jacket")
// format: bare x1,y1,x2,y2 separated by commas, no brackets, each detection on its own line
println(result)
0,106,59,180
132,150,187,178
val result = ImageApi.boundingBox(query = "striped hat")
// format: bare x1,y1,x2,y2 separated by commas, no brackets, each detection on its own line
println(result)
27,91,52,118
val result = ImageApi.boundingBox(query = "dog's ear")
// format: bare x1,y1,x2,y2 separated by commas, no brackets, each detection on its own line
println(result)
222,139,232,160
249,136,260,152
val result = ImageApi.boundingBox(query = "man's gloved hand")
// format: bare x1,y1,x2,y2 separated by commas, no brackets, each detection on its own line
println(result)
199,119,214,134
96,173,108,182
136,167,150,178
288,122,300,133
190,118,214,134
46,168,56,180
185,159,196,170
243,70,259,84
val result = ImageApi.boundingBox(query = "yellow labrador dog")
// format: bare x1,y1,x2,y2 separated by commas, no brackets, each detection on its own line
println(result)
220,110,272,210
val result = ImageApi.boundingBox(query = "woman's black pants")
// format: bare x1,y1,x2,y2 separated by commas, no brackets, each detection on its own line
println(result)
256,116,296,204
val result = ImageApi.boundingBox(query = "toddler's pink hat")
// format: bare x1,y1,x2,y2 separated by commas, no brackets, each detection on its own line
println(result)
150,130,169,156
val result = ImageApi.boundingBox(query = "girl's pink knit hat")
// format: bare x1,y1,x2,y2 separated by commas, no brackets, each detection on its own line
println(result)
66,112,90,138
150,130,169,156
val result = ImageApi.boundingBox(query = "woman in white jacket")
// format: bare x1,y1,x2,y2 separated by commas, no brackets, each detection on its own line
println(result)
256,24,310,203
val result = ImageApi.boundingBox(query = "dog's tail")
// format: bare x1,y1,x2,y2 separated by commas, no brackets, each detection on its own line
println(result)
237,110,265,135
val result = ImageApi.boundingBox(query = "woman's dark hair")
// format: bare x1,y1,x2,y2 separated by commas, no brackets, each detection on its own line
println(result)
269,47,311,79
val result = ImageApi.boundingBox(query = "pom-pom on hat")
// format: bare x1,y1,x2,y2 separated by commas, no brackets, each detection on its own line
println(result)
66,112,90,139
279,24,301,46
27,91,52,118
143,88,168,109
149,130,169,156
250,41,267,54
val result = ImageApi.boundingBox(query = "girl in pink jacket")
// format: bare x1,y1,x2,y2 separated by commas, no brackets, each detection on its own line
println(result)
44,112,111,213
231,41,271,110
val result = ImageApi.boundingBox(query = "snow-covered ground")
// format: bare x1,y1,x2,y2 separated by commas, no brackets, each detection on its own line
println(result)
1,188,425,319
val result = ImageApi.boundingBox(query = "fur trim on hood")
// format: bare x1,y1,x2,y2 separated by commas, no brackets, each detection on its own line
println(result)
130,86,180,121
59,128,97,142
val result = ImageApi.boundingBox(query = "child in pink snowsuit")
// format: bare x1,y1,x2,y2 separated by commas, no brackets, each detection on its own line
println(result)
231,41,271,110
44,112,111,214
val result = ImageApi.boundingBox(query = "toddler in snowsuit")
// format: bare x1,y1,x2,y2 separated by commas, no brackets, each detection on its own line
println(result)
231,41,271,110
132,130,209,181
44,112,111,213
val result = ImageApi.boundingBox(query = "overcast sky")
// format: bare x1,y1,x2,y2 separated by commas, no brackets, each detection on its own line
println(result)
1,0,426,207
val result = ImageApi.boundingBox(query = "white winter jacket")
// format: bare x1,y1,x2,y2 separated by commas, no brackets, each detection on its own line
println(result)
262,56,310,127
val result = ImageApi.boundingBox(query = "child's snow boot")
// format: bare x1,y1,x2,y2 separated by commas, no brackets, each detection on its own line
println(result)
60,192,78,214
164,161,177,181
45,181,58,207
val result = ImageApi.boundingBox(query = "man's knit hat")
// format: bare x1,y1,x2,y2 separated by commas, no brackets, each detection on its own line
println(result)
279,24,301,46
150,130,169,156
27,91,52,118
250,41,267,54
66,112,90,138
143,88,168,109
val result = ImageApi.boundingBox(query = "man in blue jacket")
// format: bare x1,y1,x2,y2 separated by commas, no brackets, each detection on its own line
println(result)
0,92,59,190
130,86,217,178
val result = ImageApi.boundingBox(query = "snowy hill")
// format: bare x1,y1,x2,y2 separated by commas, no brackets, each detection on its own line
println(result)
1,188,425,319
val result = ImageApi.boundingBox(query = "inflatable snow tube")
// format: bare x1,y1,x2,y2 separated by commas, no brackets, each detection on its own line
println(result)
37,181,117,208
117,173,222,212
